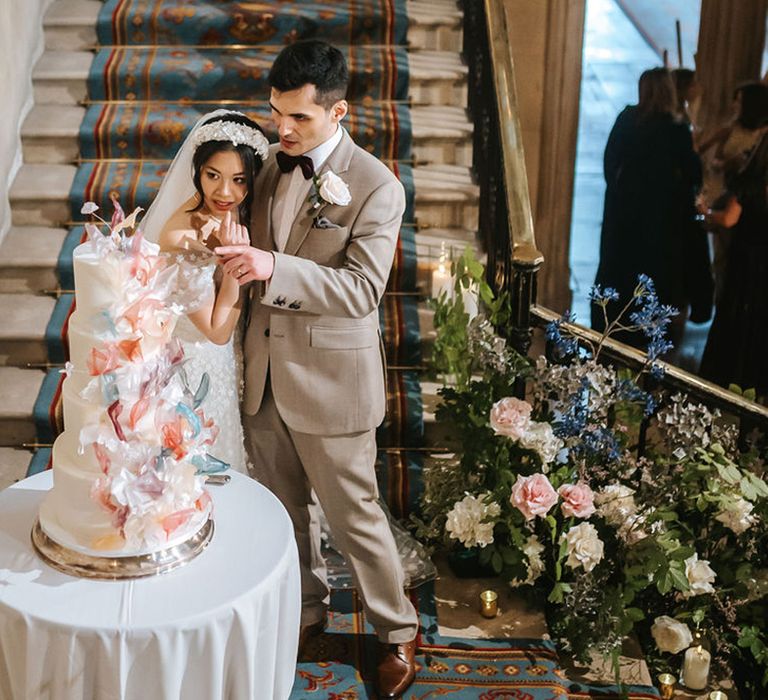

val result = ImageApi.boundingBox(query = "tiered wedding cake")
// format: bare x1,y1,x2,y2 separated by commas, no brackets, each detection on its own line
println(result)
37,204,219,563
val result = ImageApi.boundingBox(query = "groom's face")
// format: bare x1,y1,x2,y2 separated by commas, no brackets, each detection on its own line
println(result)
269,84,347,156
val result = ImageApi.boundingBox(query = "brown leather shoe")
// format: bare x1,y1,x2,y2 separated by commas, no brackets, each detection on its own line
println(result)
375,638,416,699
297,616,327,658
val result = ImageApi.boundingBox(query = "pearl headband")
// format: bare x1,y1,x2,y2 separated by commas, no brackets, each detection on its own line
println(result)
190,121,270,161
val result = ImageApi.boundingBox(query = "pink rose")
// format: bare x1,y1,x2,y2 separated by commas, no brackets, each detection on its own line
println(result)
510,473,558,520
490,397,532,440
558,482,596,519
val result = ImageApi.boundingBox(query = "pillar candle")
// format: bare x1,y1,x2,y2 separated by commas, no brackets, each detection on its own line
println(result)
431,263,453,299
461,283,479,320
681,644,710,690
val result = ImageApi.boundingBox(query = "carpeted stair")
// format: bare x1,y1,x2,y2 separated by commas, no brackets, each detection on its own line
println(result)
0,1,659,698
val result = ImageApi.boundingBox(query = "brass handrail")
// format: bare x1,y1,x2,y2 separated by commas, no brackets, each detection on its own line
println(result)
484,0,543,267
532,305,768,424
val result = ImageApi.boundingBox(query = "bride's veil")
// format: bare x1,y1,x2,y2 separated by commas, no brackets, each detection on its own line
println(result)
141,108,240,243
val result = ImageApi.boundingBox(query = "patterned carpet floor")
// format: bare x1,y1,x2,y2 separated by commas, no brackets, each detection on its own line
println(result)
291,585,660,699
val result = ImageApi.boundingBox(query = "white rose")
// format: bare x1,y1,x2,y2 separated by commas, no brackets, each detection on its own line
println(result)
561,522,604,573
618,511,649,544
715,497,757,535
445,493,501,548
519,421,564,466
318,171,351,206
509,535,546,587
595,483,637,526
650,615,693,654
683,553,716,598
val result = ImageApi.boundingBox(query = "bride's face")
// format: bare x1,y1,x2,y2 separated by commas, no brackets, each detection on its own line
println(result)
199,150,247,217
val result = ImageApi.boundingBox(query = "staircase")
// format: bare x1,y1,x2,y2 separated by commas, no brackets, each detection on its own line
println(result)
0,4,667,697
0,0,480,489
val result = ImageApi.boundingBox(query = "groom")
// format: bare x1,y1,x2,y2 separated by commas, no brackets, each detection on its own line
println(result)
215,40,419,698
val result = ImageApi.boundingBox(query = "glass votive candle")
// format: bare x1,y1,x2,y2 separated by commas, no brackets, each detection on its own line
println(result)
479,589,498,618
657,673,676,700
709,692,727,700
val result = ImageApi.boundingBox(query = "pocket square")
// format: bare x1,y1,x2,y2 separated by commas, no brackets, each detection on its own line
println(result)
313,216,343,230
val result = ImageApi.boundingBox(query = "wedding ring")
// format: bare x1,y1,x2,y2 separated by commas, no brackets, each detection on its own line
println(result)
237,266,244,277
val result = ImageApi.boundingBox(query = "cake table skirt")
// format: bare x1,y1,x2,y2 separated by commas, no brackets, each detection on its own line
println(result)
0,470,301,700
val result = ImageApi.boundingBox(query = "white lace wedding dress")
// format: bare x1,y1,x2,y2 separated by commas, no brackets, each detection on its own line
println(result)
174,269,249,474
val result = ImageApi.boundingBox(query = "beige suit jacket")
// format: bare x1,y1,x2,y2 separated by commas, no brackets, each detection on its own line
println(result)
242,129,405,435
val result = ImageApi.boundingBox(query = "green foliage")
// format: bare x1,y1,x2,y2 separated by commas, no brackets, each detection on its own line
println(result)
429,247,518,389
737,626,768,689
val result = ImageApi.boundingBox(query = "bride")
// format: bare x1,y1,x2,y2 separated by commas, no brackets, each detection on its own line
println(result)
142,110,269,473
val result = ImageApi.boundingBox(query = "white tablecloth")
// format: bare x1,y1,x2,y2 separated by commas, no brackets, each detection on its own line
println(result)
0,470,300,700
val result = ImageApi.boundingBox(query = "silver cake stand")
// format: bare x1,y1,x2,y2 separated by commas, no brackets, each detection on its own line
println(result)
31,518,214,581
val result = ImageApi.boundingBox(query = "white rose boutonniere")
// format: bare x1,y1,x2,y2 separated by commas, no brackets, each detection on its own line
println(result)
310,170,351,209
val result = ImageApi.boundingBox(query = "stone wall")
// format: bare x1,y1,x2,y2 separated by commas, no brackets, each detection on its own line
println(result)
0,1,53,243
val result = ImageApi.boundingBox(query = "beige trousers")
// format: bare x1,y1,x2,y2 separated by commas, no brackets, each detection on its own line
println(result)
243,380,418,644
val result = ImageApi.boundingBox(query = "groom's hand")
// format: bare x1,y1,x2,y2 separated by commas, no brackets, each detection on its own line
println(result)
215,245,275,285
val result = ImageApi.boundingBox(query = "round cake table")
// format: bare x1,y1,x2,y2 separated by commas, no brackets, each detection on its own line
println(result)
0,470,300,700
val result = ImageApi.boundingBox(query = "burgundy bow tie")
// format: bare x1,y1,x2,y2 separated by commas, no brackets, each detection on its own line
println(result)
276,151,314,179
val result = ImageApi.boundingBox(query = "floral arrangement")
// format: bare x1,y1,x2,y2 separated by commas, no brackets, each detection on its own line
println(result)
71,199,224,551
416,250,768,696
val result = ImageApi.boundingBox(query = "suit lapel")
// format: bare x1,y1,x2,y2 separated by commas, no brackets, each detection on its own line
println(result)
283,129,355,257
251,152,282,252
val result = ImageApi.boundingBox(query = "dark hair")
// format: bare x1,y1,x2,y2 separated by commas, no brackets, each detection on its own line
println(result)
672,68,696,121
637,67,677,121
735,82,768,130
268,40,349,109
188,113,265,224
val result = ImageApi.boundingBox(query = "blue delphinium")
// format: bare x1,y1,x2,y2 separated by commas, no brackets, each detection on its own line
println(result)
545,310,580,358
580,425,623,462
546,276,676,421
588,285,620,305
551,377,591,438
628,275,677,378
615,376,658,417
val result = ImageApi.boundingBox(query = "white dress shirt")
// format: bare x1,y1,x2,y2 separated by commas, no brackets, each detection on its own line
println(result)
271,126,345,252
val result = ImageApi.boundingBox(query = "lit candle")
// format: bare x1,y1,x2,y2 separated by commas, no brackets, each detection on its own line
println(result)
461,282,479,320
479,589,498,618
657,673,675,700
431,242,453,299
681,643,710,690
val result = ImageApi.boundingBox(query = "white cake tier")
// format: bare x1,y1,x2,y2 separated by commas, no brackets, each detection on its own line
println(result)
62,366,90,396
53,429,100,475
39,455,212,557
72,243,121,317
38,457,117,552
67,311,111,371
61,375,104,447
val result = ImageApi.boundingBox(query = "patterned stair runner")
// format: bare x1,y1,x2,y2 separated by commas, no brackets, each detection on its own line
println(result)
32,0,425,523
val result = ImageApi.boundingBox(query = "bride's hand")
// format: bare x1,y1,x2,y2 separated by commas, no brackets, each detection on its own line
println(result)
217,211,250,247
